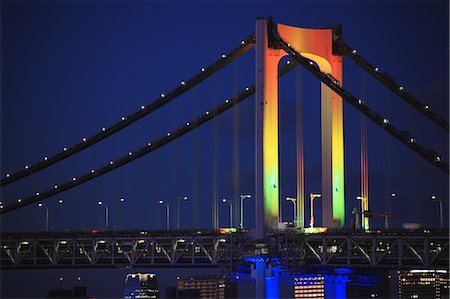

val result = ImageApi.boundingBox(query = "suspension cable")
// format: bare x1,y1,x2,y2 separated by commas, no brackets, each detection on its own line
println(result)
335,38,449,132
271,31,448,174
1,34,256,187
0,62,298,215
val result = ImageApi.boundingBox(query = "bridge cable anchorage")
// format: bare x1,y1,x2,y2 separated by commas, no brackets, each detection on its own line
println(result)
270,32,449,174
0,62,297,215
0,34,256,187
335,38,449,132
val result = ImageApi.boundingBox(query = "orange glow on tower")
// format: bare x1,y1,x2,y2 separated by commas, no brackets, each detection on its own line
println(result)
255,19,345,236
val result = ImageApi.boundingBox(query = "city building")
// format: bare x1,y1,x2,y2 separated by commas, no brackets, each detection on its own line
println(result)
124,273,159,299
294,274,325,299
398,269,449,299
177,274,237,298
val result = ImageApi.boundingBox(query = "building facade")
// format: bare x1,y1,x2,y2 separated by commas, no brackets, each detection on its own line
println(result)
124,273,159,299
177,274,237,299
399,269,449,299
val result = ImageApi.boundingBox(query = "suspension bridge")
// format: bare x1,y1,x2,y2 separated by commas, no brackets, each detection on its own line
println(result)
1,18,448,297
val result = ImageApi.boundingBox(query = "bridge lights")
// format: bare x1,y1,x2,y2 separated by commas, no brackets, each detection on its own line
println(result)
176,196,188,229
309,193,321,228
356,196,369,231
286,197,297,226
97,201,109,229
222,198,233,228
37,202,49,232
159,200,170,230
239,194,252,229
431,195,443,229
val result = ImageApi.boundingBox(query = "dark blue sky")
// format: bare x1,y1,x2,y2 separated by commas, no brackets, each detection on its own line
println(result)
1,1,448,297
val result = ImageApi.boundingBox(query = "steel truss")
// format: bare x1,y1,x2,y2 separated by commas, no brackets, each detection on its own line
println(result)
1,230,448,270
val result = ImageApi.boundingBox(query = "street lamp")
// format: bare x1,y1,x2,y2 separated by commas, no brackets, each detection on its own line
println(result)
239,194,251,229
97,201,109,229
431,195,443,229
222,198,233,228
286,197,297,225
309,193,321,228
159,200,170,230
56,199,63,230
356,196,369,230
37,202,49,232
118,197,125,230
387,192,396,229
176,196,188,229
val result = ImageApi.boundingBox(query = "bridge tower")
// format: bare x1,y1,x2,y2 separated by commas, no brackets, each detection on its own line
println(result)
255,18,345,238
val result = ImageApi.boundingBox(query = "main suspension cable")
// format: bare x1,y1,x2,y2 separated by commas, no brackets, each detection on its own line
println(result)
0,62,298,215
1,34,256,187
272,31,448,174
335,37,449,132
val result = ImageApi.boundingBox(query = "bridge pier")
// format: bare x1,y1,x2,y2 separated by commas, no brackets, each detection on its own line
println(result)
253,261,280,299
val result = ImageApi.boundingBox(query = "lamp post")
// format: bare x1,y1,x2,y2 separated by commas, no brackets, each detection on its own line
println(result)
239,194,251,229
222,198,233,228
309,193,321,228
356,196,368,230
118,197,125,230
159,200,170,230
97,201,109,229
176,196,188,229
286,197,297,226
431,195,443,229
57,199,63,230
37,202,49,232
386,192,396,229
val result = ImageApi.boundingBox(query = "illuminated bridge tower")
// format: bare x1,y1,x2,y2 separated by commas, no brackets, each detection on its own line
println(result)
255,18,345,239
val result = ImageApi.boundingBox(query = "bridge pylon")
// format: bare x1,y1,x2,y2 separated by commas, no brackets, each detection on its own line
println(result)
255,18,345,241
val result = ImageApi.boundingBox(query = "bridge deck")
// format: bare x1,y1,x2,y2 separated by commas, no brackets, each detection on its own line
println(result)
1,229,448,270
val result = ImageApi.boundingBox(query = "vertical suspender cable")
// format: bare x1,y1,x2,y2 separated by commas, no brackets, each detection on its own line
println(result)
172,103,180,228
295,66,305,229
386,93,392,227
360,70,369,230
155,149,161,229
193,90,199,229
212,75,219,229
233,60,240,228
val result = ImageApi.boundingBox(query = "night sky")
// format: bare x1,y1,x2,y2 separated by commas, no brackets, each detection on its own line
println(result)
1,1,448,297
